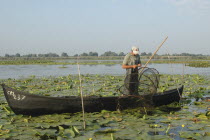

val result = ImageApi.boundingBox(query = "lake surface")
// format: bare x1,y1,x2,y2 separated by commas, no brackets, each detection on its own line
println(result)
0,63,210,79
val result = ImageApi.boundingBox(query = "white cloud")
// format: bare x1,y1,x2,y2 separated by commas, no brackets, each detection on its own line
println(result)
165,0,210,15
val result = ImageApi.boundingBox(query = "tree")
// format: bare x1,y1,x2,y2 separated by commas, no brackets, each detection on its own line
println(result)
119,52,125,56
38,54,44,57
101,51,118,56
89,52,98,56
140,52,147,56
61,52,68,57
38,53,59,57
31,54,37,57
5,54,10,57
147,52,152,56
15,53,21,57
80,53,88,56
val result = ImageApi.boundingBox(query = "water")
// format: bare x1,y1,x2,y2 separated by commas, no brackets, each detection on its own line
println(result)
0,63,210,79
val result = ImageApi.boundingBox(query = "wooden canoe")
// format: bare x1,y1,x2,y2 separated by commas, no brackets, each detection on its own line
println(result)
1,84,183,116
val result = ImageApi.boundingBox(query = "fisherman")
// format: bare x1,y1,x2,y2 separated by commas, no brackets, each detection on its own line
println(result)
122,46,141,95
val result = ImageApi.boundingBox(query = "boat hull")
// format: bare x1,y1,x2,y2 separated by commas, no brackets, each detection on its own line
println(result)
1,84,183,116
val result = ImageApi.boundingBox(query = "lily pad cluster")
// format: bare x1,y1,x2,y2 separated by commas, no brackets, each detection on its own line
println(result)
0,74,210,139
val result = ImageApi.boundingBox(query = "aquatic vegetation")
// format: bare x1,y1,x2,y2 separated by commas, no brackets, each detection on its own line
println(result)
165,124,171,134
1,57,210,67
0,59,55,65
180,124,185,133
0,74,210,139
186,61,210,68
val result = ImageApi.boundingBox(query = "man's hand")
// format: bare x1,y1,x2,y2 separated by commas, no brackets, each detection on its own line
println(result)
132,64,141,69
132,65,137,69
132,65,139,69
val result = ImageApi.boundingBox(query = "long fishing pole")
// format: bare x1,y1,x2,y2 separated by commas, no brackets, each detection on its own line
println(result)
144,36,168,68
77,56,86,130
139,36,168,73
120,37,169,94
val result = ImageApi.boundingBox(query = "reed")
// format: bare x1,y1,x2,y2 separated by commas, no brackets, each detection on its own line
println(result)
77,56,86,130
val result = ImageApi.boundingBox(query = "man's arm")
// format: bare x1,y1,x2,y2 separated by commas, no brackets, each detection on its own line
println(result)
122,64,139,69
122,54,141,69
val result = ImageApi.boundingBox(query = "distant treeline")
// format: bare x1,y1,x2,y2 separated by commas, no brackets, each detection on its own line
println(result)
2,51,209,58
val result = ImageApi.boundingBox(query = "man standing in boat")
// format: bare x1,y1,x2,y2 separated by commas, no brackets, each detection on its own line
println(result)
122,46,141,95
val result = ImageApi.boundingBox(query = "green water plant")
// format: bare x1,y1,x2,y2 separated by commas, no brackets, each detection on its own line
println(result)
165,124,171,135
180,124,185,134
0,74,210,139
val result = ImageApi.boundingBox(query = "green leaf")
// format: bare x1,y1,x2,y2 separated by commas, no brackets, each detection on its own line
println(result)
58,126,65,134
188,124,204,131
72,126,80,135
64,128,75,138
179,131,202,139
3,106,11,114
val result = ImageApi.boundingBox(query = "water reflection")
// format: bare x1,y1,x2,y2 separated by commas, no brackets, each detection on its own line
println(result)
0,64,210,79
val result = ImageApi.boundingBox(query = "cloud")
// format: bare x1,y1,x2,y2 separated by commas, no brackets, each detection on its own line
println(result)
165,0,210,15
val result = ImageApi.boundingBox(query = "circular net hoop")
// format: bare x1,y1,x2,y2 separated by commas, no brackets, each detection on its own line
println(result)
138,67,159,95
120,67,160,95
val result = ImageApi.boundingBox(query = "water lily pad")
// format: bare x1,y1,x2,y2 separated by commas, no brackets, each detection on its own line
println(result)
13,134,40,140
203,136,210,140
205,132,210,136
94,127,118,134
160,120,171,124
149,124,162,128
179,131,203,139
197,114,208,120
150,135,173,140
206,111,210,116
1,74,210,139
35,129,57,137
188,125,204,130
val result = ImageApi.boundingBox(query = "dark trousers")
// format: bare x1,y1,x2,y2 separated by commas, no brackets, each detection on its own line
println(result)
124,69,139,95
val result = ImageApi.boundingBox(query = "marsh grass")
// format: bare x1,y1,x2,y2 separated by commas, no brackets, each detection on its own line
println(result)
1,57,210,67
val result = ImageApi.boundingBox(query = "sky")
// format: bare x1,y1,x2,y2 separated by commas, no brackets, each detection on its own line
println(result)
0,0,210,56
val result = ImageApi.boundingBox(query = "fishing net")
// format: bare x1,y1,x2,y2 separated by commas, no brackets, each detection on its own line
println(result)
138,67,159,95
120,67,160,95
